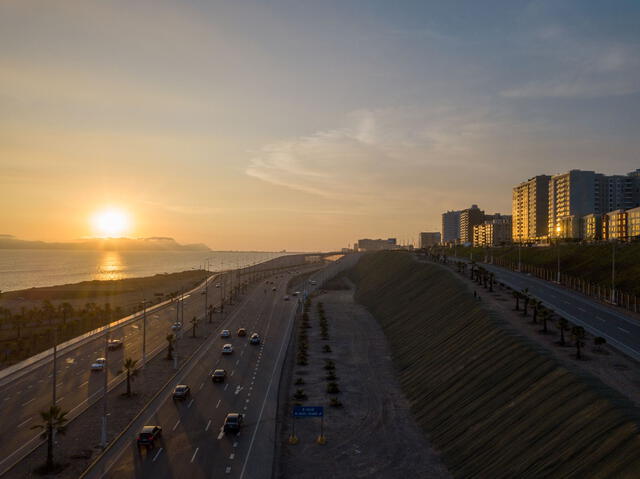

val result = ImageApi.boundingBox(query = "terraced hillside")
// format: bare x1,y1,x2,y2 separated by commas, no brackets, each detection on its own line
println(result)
350,251,640,478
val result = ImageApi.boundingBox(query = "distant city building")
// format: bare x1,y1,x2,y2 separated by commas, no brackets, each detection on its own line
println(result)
357,238,398,251
604,169,640,212
512,175,550,243
628,206,640,240
603,209,628,241
459,205,485,245
581,213,602,242
473,215,512,247
441,210,461,244
419,232,441,249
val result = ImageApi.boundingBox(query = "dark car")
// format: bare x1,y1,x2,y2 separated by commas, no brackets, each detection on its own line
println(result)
172,384,190,400
237,328,247,337
212,369,227,382
249,333,260,345
223,413,243,433
107,339,123,350
137,425,162,448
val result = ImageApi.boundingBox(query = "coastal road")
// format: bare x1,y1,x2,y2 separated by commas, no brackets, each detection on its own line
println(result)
94,271,310,478
434,257,640,361
0,274,225,475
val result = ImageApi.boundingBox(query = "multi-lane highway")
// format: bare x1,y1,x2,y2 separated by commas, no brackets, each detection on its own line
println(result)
88,271,306,478
436,257,640,361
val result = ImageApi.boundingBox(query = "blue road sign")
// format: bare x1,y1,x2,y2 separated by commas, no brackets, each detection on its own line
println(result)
293,406,324,417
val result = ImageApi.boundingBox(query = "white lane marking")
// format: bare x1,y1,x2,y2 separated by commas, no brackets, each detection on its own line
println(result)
233,442,238,448
224,384,229,391
240,351,244,357
4,397,10,401
596,316,605,322
17,417,33,428
235,360,239,366
578,307,586,313
247,392,251,397
243,406,247,411
21,398,34,407
152,448,163,462
216,399,221,408
230,370,235,377
245,399,250,403
56,396,64,403
191,447,199,463
618,327,630,334
217,430,225,440
172,419,180,431
229,453,235,460
199,382,204,391
234,386,243,395
225,466,232,474
187,399,194,408
80,380,89,388
205,419,212,431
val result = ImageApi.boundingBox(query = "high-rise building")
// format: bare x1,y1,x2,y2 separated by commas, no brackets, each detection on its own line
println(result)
628,206,640,240
605,169,640,212
419,232,441,248
582,213,602,242
548,170,607,239
603,210,628,240
441,210,461,244
512,175,550,243
459,205,485,244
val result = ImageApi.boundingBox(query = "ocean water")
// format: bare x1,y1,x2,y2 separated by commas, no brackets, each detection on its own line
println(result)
0,249,290,292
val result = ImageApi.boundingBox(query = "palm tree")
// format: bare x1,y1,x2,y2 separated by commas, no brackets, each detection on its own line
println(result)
530,300,540,324
572,326,586,359
166,334,174,360
59,302,73,326
191,316,198,338
521,288,530,316
557,318,569,346
540,309,551,333
512,291,521,311
123,358,138,396
31,405,68,471
208,305,213,324
594,336,606,353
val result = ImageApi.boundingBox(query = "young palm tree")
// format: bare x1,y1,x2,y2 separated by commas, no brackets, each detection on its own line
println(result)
572,326,586,359
166,334,174,360
521,289,530,316
123,358,138,397
557,318,569,346
530,300,541,324
512,290,521,311
540,309,551,333
31,405,68,471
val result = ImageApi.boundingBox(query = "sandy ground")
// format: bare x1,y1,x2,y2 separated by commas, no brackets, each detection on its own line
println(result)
276,278,450,479
453,266,640,408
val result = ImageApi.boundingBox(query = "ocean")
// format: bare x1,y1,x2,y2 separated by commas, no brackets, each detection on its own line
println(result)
0,249,290,292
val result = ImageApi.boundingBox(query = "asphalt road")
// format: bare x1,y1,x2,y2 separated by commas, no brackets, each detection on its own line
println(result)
438,258,640,361
100,272,306,479
0,274,224,474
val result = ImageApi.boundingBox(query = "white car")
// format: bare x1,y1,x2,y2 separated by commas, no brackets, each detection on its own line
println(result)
91,358,106,371
220,329,230,338
215,283,221,288
222,344,233,355
171,322,182,331
283,295,290,301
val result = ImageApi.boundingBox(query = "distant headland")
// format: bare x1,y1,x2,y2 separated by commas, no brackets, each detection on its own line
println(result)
0,234,210,251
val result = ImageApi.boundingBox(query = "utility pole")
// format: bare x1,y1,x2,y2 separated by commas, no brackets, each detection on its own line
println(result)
52,328,57,406
100,321,110,448
517,243,522,272
556,239,561,283
611,241,616,304
142,299,147,366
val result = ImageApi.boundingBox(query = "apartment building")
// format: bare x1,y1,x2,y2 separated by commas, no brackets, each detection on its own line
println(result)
441,210,461,244
603,210,628,240
459,205,486,245
473,215,512,247
419,232,441,248
512,175,550,243
628,206,640,240
582,213,602,242
357,238,398,251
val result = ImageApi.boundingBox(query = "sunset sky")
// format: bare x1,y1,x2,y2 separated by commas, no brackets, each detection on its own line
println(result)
2,1,640,251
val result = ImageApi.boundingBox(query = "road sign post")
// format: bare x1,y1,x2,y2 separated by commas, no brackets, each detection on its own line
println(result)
292,406,325,444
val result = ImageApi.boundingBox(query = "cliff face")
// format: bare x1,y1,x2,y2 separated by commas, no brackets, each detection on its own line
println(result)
350,251,640,478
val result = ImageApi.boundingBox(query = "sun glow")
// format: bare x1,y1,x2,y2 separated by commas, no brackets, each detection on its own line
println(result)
91,208,131,237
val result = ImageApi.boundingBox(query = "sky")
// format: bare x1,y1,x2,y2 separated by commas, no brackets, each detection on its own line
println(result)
1,0,640,251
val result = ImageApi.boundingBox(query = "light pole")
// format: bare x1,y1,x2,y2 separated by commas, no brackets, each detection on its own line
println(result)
611,240,616,304
141,299,148,367
100,321,110,448
52,328,57,406
517,243,522,272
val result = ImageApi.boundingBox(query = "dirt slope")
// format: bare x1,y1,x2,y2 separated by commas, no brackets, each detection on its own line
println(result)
350,251,640,478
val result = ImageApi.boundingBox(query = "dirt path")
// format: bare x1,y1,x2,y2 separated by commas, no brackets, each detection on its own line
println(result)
276,279,450,479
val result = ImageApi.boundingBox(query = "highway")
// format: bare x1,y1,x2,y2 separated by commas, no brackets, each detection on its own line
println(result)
441,258,640,361
94,272,304,478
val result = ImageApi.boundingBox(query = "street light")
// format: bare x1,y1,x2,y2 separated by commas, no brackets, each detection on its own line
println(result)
555,225,561,283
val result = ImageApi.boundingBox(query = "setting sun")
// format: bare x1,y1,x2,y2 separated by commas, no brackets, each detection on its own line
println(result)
91,208,131,238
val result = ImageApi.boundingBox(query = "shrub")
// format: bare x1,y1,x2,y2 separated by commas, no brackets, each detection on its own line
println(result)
322,345,332,353
329,397,343,408
295,377,305,385
326,371,337,381
324,360,335,370
294,389,308,400
327,382,340,394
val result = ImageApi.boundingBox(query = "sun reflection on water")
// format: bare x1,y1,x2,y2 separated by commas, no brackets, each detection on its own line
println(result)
96,251,124,281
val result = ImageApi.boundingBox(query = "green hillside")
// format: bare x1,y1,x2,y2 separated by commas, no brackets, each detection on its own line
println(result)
350,251,640,478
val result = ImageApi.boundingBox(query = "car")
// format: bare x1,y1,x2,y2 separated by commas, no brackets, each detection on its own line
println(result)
212,369,227,382
220,329,230,338
215,283,221,288
171,322,182,331
310,280,317,285
107,339,123,350
292,291,299,296
237,328,247,337
91,358,106,371
222,344,233,354
272,287,277,291
137,425,162,448
172,384,190,399
249,333,260,345
223,413,243,433
283,295,290,301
